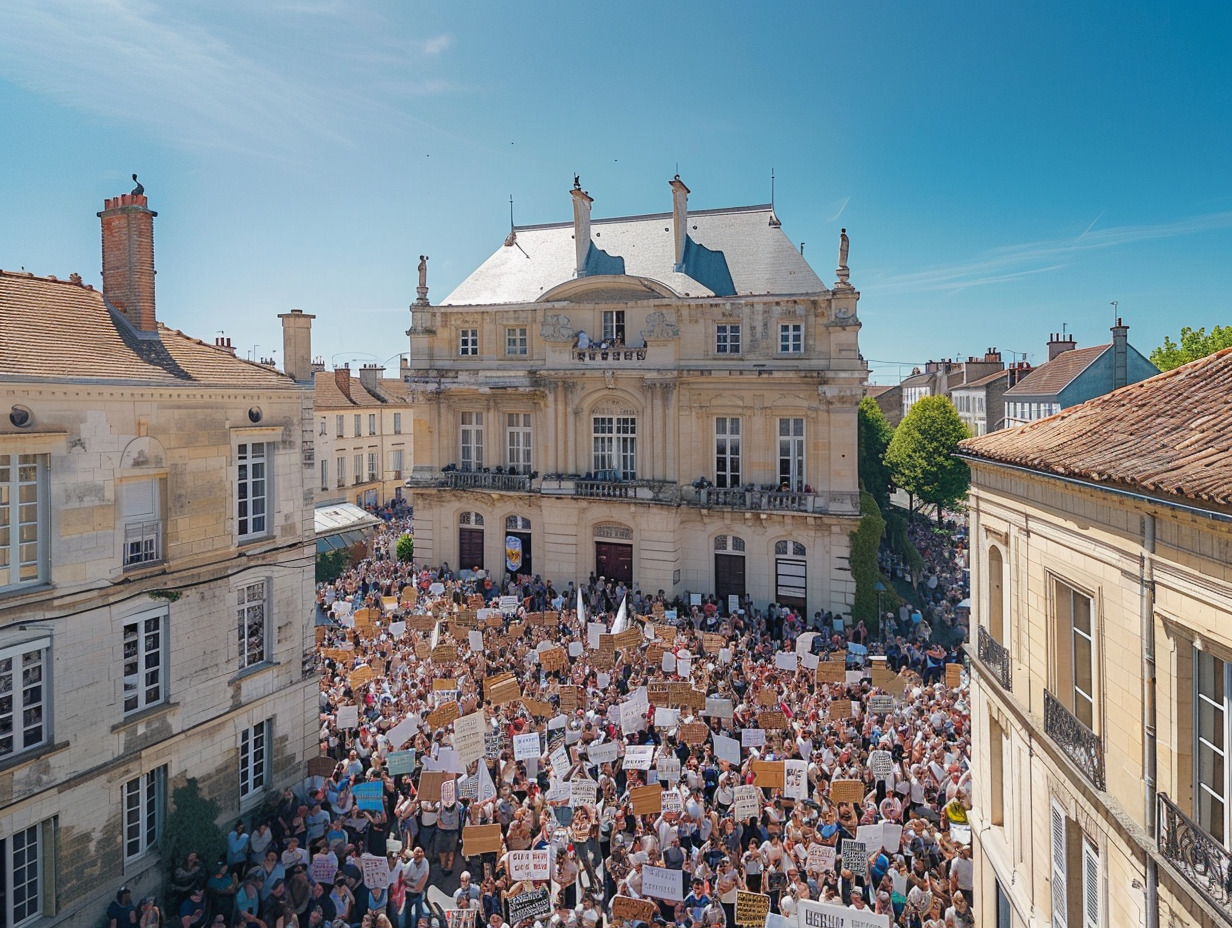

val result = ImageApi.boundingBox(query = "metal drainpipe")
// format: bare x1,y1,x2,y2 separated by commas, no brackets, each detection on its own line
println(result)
1142,512,1158,928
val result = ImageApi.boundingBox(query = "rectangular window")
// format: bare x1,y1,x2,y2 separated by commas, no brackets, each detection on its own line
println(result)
320,460,328,491
236,443,269,540
506,414,532,474
459,329,479,356
602,311,626,344
461,412,484,471
353,454,362,485
506,327,528,356
778,418,805,491
715,417,741,488
123,611,165,714
0,454,47,589
393,413,402,435
367,452,377,482
236,579,269,670
716,324,741,355
336,456,345,488
335,415,344,438
779,323,803,353
390,450,404,478
3,823,43,926
121,478,162,568
353,414,362,438
368,414,377,436
319,418,326,436
592,417,636,479
1053,579,1095,729
0,639,49,760
1196,649,1229,842
124,767,164,861
239,720,270,801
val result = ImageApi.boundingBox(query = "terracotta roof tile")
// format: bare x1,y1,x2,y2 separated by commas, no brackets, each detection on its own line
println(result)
0,271,293,387
1002,345,1107,397
959,348,1232,509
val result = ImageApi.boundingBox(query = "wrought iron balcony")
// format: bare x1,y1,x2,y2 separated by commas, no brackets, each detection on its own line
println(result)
1043,689,1105,790
1158,792,1232,919
572,347,647,363
976,625,1012,691
694,486,841,514
443,471,532,492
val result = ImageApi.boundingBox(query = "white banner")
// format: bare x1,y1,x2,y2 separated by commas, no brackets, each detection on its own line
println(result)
641,864,684,902
513,732,542,761
586,741,619,765
508,850,552,881
713,734,741,766
623,744,655,770
795,898,889,928
570,778,597,808
783,759,808,801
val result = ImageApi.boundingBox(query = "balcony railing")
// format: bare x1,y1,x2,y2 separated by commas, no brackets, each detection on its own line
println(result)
573,348,647,363
695,487,835,514
574,479,680,503
1158,792,1232,918
1043,689,1105,790
977,625,1012,691
443,471,532,492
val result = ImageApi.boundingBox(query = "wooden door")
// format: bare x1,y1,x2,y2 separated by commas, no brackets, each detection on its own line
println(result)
714,554,746,608
595,542,633,585
459,528,485,570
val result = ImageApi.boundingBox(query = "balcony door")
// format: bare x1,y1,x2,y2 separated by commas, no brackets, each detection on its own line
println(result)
714,535,746,609
775,540,807,614
458,511,484,571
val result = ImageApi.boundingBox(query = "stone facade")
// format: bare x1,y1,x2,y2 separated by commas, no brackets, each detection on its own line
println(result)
0,194,317,926
406,180,866,616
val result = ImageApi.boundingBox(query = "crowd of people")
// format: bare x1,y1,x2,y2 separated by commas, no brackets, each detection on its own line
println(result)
156,511,974,928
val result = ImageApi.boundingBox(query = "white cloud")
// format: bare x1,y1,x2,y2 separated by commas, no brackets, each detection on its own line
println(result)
422,34,453,56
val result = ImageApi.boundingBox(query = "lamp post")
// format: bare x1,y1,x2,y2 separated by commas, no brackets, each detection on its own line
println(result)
874,579,887,642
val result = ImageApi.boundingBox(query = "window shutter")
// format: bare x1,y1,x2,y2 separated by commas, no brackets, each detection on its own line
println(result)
1082,839,1100,928
41,817,58,916
121,479,157,520
1051,801,1068,928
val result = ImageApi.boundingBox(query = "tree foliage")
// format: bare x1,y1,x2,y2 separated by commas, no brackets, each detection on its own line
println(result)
857,396,895,509
885,395,970,519
1150,325,1232,371
315,547,350,583
849,491,886,635
162,777,226,877
396,533,415,563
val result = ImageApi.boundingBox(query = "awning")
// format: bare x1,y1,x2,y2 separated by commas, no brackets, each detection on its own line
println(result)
314,503,381,553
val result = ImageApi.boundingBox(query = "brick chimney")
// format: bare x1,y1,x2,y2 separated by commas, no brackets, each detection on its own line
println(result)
1111,318,1129,389
98,190,157,332
670,174,690,271
571,180,593,277
278,308,316,382
334,366,353,401
214,336,236,356
359,364,384,393
1047,332,1077,361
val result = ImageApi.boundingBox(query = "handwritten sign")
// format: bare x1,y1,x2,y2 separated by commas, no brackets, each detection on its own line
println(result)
751,759,785,789
630,784,663,815
540,647,568,672
361,853,390,889
387,750,416,776
488,678,522,705
867,695,895,715
680,722,710,745
758,710,789,730
507,850,552,880
829,699,853,719
830,779,865,804
641,864,684,902
507,889,552,925
815,662,846,684
946,663,964,688
611,897,658,923
735,891,771,927
806,844,835,874
513,732,542,761
426,701,460,730
463,824,502,856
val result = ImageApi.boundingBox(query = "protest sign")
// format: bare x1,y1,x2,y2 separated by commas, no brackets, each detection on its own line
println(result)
507,890,552,925
830,779,865,804
660,788,683,814
488,677,522,706
308,756,337,779
641,864,684,902
705,697,734,720
453,711,487,766
946,663,964,688
867,695,895,715
611,897,658,924
656,756,681,784
426,700,460,730
757,688,780,707
349,665,375,688
386,716,419,751
586,741,620,765
732,784,761,820
869,750,894,780
559,685,580,714
741,728,766,748
680,722,710,745
713,734,741,766
806,844,835,874
513,732,542,761
507,850,552,881
795,899,889,928
630,784,663,815
484,732,504,760
310,855,338,885
829,699,853,719
840,840,872,877
387,750,416,776
523,697,554,719
463,824,502,856
815,662,846,684
540,647,569,672
751,759,785,789
773,651,798,673
735,891,771,927
758,710,789,730
623,744,655,770
336,704,359,729
353,781,384,811
446,911,476,928
570,778,598,808
468,630,484,652
359,852,391,890
417,771,449,802
784,759,808,800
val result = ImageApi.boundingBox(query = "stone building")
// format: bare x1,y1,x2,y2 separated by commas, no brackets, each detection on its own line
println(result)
313,363,414,508
405,177,866,614
0,188,317,923
960,349,1232,928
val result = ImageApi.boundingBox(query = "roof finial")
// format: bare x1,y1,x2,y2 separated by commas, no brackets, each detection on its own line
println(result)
573,174,581,190
131,173,144,196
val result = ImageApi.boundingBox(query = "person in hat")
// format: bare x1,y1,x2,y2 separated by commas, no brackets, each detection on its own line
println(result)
108,887,137,928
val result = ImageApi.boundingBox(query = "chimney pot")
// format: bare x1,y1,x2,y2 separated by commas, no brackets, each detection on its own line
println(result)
278,308,315,382
670,174,690,271
98,190,158,331
570,183,594,278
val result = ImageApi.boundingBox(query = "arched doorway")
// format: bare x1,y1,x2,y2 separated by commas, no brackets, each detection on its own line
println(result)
714,535,747,611
505,515,533,578
458,512,484,571
775,540,807,614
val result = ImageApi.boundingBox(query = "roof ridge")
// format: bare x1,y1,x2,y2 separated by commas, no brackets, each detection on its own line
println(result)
514,203,775,233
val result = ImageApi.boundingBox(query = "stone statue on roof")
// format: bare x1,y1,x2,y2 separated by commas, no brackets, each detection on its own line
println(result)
415,256,430,306
838,228,849,270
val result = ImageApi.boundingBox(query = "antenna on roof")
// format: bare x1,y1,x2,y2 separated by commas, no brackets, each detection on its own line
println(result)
1110,300,1118,325
771,167,775,212
509,195,515,231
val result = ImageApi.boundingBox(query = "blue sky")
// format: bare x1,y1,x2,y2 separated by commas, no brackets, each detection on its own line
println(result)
1,1,1229,383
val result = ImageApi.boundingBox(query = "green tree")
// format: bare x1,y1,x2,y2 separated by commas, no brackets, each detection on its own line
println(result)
849,491,886,635
396,533,415,563
884,395,970,521
162,778,226,879
1150,325,1232,371
858,396,895,509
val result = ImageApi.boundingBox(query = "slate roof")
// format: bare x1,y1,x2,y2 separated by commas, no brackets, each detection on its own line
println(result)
959,347,1232,509
0,270,294,387
1002,345,1107,397
442,204,826,305
953,369,1013,391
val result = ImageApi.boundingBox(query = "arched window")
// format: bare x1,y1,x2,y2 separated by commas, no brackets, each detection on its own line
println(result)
775,541,787,555
714,535,728,552
775,540,806,556
506,515,532,531
793,542,806,557
459,512,484,526
732,536,746,552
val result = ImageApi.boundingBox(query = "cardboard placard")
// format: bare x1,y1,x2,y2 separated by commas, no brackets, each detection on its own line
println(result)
946,663,964,688
488,678,522,706
701,632,725,654
522,697,553,718
758,710,789,730
829,699,853,719
647,643,666,665
815,662,846,684
507,889,552,925
322,648,352,663
679,722,711,745
830,778,866,804
630,784,663,815
559,685,580,715
750,759,785,789
308,756,337,779
614,628,642,651
735,891,771,928
432,644,459,663
611,897,658,924
425,701,460,730
540,647,568,672
417,771,450,802
463,823,503,856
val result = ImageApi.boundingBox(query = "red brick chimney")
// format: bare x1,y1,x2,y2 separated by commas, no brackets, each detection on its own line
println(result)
98,190,157,332
334,366,353,400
